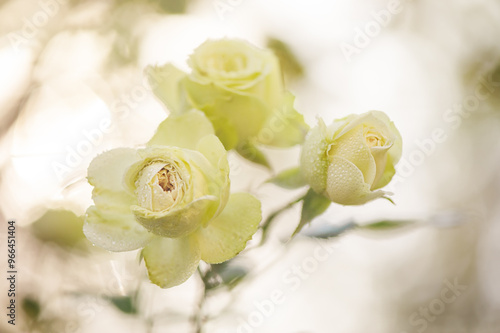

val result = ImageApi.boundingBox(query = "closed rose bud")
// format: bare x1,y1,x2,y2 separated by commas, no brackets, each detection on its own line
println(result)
300,111,402,205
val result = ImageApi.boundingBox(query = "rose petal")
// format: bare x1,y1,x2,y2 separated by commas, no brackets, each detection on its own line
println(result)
328,124,377,186
371,150,396,190
333,112,392,140
148,110,215,150
188,38,283,103
256,92,309,147
142,236,200,288
88,148,141,192
300,119,330,194
386,119,403,165
83,206,153,252
146,64,187,114
123,146,194,202
131,196,219,238
326,156,386,205
196,193,261,264
183,77,270,149
196,134,230,218
195,134,228,172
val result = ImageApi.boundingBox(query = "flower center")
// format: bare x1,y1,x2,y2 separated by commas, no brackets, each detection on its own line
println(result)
135,161,184,212
157,167,175,192
205,53,247,73
363,126,386,148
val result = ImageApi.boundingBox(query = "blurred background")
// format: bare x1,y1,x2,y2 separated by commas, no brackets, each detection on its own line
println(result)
1,0,500,332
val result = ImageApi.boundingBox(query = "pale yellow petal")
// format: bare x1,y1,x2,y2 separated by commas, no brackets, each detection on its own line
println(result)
195,134,230,218
195,134,228,172
328,124,377,186
183,77,270,148
300,119,330,194
369,145,391,189
256,92,309,147
326,156,386,205
142,236,200,288
131,196,218,238
83,206,153,252
148,110,215,150
87,148,141,192
146,64,187,114
196,193,261,264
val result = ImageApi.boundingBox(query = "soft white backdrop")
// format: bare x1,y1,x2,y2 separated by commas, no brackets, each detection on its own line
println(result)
1,0,500,332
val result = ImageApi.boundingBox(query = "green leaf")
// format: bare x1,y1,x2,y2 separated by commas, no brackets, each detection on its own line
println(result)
382,196,396,205
218,265,248,286
148,0,189,13
302,221,358,239
211,261,248,288
267,167,307,189
31,210,86,249
361,220,414,230
22,297,41,320
293,189,331,236
267,37,304,83
236,140,271,169
301,219,414,239
108,296,137,314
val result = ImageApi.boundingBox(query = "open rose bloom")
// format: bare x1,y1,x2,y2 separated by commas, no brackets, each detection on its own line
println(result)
146,39,308,153
84,111,261,288
300,111,402,205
